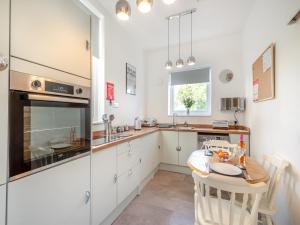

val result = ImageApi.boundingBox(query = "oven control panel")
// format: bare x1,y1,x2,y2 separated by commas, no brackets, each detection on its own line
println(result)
10,71,91,99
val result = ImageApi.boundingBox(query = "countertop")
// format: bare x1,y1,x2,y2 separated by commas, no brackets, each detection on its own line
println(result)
92,125,250,153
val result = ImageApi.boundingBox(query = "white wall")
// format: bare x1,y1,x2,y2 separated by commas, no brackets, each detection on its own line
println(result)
242,1,300,224
85,0,146,130
145,33,245,124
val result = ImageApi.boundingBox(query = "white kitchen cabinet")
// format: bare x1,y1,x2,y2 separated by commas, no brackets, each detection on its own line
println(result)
140,132,160,181
92,147,117,225
178,132,198,166
10,0,91,79
161,131,179,165
7,156,91,225
161,131,198,166
0,0,9,186
0,184,6,225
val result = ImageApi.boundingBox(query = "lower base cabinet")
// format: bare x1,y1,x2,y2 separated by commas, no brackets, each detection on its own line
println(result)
0,184,6,225
7,156,91,225
92,147,117,225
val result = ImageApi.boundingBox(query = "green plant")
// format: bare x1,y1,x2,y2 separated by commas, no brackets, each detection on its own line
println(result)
181,96,195,109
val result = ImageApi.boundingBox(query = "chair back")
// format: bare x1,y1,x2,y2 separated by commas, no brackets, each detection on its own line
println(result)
202,140,238,152
192,171,267,225
261,154,289,208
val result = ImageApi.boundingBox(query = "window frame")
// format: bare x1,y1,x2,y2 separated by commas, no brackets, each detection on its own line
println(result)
168,66,212,117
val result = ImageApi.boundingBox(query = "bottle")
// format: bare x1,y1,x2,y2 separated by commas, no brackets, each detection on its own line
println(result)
239,134,246,166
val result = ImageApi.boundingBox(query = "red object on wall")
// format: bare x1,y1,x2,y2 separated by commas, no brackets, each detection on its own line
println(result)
106,82,114,101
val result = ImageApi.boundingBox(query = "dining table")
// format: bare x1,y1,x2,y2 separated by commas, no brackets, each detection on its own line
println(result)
187,150,269,184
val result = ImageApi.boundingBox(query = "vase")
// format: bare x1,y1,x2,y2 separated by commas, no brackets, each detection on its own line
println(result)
186,108,190,115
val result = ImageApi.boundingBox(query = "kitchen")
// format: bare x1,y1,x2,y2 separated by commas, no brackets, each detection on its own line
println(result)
0,0,300,225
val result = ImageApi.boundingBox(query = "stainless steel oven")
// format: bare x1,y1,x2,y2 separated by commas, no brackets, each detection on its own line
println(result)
9,71,91,179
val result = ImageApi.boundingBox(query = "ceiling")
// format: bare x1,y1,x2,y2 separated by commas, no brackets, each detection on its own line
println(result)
98,0,255,50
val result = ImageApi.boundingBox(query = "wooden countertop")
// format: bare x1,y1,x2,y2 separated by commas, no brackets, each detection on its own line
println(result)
92,125,250,153
187,150,269,184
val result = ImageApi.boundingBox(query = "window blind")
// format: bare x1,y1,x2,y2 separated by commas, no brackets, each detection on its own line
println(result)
170,67,210,86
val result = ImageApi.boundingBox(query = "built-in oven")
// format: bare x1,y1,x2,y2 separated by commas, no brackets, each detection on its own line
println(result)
9,71,91,180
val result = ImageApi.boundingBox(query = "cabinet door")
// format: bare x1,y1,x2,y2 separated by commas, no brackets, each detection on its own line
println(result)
92,147,117,225
178,132,198,166
161,131,179,165
0,0,9,186
7,156,91,225
0,185,6,225
11,0,91,79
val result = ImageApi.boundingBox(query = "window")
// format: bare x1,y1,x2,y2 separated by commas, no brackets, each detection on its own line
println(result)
168,67,211,116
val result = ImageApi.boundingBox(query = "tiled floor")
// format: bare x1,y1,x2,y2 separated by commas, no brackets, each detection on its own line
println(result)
112,170,195,225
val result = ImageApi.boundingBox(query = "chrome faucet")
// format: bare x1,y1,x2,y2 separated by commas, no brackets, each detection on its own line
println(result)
172,113,177,128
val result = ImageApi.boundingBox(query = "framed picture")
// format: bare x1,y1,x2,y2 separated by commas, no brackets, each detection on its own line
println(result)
126,63,136,95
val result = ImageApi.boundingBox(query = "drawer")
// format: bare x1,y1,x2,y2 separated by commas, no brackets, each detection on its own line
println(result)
117,142,131,155
117,150,139,176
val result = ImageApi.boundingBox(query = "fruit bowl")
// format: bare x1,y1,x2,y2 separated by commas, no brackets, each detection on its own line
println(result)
216,149,235,162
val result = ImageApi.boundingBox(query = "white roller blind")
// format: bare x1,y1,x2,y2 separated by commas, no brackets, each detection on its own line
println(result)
171,67,210,86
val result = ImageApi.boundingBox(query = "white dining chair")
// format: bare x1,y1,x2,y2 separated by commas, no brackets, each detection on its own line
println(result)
202,140,238,152
257,154,289,225
192,171,267,225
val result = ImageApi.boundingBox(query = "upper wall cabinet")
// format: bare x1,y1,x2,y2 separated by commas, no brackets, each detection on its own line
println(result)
10,0,91,79
0,0,9,186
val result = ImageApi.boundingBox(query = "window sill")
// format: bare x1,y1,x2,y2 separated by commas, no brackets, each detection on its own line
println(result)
168,112,212,117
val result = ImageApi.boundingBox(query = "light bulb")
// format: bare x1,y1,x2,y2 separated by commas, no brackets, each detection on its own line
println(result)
187,56,196,66
165,60,173,70
176,58,184,68
136,0,153,14
116,0,131,21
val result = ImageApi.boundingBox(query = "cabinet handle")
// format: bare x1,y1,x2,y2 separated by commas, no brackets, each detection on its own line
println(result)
128,169,133,176
84,191,91,204
139,158,142,164
113,174,118,184
0,56,8,71
85,40,90,50
176,146,181,152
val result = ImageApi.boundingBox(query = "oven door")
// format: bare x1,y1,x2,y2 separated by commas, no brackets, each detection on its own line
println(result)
9,91,91,179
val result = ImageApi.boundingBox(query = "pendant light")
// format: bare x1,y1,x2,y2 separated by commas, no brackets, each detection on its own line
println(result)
165,18,172,70
136,0,153,14
163,0,176,5
187,12,196,65
116,0,131,21
176,16,184,68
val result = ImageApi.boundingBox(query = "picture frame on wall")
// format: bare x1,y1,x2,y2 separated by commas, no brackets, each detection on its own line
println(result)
126,63,136,95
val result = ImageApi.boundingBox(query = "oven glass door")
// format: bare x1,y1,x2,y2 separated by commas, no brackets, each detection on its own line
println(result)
10,91,91,178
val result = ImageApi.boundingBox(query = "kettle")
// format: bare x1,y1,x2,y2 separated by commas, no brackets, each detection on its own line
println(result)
134,117,142,130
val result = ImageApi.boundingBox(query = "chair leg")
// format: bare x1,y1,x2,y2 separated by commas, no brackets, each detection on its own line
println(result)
266,215,273,225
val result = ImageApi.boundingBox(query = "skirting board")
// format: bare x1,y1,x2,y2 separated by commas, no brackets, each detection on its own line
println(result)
159,163,192,175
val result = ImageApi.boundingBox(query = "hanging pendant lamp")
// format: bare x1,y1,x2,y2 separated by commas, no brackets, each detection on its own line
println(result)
136,0,153,14
163,0,176,5
165,18,173,70
116,0,131,21
187,12,196,65
176,16,184,68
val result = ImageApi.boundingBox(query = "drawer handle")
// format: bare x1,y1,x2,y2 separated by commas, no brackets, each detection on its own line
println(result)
113,174,118,184
84,191,91,204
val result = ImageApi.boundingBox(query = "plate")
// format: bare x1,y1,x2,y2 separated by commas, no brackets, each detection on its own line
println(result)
51,143,72,149
210,163,242,176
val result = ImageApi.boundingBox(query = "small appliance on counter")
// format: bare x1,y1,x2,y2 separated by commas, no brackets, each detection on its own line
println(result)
134,117,142,130
212,120,229,129
142,117,157,127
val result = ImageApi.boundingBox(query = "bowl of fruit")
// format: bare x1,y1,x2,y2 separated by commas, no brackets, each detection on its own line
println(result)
216,149,235,162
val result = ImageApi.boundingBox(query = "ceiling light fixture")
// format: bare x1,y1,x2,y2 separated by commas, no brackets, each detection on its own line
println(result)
163,0,176,5
136,0,153,14
165,18,173,70
176,16,184,68
116,0,131,21
187,12,196,66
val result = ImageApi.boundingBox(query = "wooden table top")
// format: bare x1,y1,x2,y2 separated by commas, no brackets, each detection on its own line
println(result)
187,150,269,184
